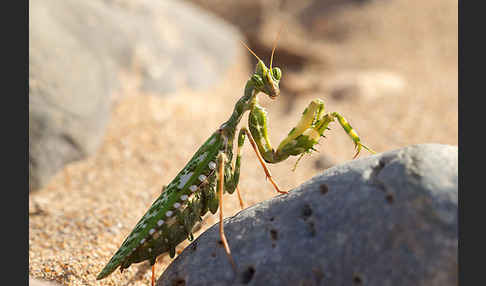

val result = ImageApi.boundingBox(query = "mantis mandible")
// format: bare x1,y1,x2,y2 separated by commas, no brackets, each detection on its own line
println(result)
97,35,375,285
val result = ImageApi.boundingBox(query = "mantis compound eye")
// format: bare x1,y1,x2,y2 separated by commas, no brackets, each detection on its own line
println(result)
271,67,282,81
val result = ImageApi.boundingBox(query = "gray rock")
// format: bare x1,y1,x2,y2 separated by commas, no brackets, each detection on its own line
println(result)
29,0,114,191
29,0,242,191
159,144,457,286
117,0,242,93
327,70,406,101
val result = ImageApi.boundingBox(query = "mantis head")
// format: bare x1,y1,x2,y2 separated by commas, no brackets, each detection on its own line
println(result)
240,39,282,100
253,60,281,99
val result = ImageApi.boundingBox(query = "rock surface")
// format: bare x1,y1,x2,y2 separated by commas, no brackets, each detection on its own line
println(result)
159,144,458,286
29,0,242,191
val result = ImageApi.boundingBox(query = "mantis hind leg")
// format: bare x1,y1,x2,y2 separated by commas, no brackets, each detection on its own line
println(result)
151,263,155,286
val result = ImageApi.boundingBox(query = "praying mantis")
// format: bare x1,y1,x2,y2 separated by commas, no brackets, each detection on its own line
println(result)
96,35,375,285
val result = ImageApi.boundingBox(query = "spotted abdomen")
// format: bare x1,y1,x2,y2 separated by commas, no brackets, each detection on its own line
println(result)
97,132,223,279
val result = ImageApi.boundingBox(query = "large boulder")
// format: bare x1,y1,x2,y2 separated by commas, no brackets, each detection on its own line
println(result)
159,144,458,286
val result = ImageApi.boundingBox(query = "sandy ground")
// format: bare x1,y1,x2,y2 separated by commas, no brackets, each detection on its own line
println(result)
29,0,457,285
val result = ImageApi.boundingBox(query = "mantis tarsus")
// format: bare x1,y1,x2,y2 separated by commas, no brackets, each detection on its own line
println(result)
97,36,375,285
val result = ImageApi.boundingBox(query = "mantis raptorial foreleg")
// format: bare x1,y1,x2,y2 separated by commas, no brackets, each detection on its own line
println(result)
331,111,376,158
249,98,375,166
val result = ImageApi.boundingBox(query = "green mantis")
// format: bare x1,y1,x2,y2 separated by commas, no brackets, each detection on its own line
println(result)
96,38,375,285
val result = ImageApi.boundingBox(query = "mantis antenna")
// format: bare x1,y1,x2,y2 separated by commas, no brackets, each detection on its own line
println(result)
240,22,285,70
239,39,263,62
270,23,285,71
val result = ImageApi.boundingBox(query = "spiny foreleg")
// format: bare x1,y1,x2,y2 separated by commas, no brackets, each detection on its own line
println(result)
248,98,375,165
329,112,375,158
